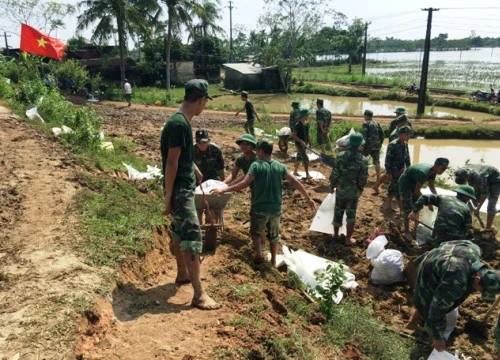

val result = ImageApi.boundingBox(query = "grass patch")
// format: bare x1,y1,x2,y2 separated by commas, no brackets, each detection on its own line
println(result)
414,125,500,139
74,172,166,266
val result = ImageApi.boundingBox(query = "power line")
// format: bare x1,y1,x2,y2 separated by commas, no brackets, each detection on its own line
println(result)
436,16,500,21
370,19,427,33
372,25,427,38
365,10,418,21
439,7,500,10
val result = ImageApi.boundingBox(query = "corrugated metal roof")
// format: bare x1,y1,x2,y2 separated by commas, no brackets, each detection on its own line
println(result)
222,63,262,75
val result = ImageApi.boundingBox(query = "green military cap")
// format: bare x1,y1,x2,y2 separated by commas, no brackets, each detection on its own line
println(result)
195,129,209,143
434,157,449,168
396,114,410,124
479,268,500,302
256,139,273,152
241,91,248,98
291,101,300,107
185,79,212,100
455,168,470,185
235,133,256,147
299,108,311,116
316,98,324,105
398,125,412,135
347,132,365,147
364,109,373,117
395,106,407,114
453,185,476,200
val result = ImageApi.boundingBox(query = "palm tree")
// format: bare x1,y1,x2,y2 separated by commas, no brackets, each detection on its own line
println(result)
188,0,225,40
164,0,205,90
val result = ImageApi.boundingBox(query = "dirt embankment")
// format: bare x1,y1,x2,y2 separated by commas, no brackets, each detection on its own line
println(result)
0,107,105,359
72,103,500,360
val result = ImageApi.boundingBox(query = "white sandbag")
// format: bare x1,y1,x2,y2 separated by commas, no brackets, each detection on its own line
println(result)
51,127,62,136
61,125,74,134
294,171,326,180
444,307,459,340
25,106,44,123
427,349,459,360
370,249,404,285
309,193,346,235
100,141,114,151
122,162,161,180
254,128,264,136
290,152,320,162
272,244,358,304
335,128,355,149
195,179,228,194
366,235,388,259
416,224,433,246
277,127,291,136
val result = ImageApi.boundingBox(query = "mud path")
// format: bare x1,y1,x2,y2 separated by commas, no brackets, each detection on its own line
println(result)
0,107,101,359
84,103,500,360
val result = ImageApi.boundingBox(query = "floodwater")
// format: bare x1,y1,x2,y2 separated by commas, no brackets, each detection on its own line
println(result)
381,139,500,171
211,94,498,120
367,47,500,63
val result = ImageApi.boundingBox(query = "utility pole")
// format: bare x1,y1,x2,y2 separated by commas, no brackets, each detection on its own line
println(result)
3,32,11,56
417,8,439,115
362,21,371,75
226,1,235,62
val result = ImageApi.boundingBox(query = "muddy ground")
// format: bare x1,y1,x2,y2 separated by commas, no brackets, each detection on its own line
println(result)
1,101,498,360
79,103,498,359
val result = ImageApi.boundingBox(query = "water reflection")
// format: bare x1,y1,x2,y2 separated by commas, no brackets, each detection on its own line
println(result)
367,47,500,63
211,94,498,120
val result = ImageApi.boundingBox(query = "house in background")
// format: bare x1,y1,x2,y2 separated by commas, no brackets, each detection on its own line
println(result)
223,63,282,91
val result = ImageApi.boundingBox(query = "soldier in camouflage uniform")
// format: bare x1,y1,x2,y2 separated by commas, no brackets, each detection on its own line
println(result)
388,106,409,136
289,101,301,129
361,109,385,181
382,125,411,212
329,133,369,245
161,79,220,310
495,317,500,359
409,185,475,244
399,158,449,239
388,115,412,142
292,108,312,179
455,164,500,229
407,240,500,352
316,98,332,154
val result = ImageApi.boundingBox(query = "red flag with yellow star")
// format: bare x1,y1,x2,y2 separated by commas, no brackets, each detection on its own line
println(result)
20,23,66,60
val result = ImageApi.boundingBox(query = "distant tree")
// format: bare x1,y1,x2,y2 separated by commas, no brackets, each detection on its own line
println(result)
335,19,364,73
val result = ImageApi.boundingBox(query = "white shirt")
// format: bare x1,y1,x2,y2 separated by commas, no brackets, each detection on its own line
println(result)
124,82,132,94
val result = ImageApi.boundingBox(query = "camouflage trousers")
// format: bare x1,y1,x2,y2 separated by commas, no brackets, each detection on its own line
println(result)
250,212,281,243
333,197,359,226
316,131,329,146
169,188,203,254
387,176,402,200
400,187,418,219
487,181,500,216
495,317,500,349
362,145,381,164
244,119,255,137
295,144,310,165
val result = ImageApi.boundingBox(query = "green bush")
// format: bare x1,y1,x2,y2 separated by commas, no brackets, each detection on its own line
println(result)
37,89,75,126
417,125,500,139
0,78,12,98
48,59,90,88
12,79,47,106
65,107,102,150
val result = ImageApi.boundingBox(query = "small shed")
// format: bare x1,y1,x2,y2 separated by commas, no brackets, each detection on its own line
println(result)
223,63,281,91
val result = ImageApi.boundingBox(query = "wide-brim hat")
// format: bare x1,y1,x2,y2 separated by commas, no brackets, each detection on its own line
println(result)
291,101,300,107
395,106,407,114
453,185,476,200
299,108,311,116
479,268,500,302
236,133,256,147
347,132,365,146
398,125,412,135
396,114,410,124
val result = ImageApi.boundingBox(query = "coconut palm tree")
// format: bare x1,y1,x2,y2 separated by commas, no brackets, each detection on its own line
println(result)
188,0,225,40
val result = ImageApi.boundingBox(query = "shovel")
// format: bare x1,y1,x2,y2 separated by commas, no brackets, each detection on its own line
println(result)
465,295,500,337
468,201,485,229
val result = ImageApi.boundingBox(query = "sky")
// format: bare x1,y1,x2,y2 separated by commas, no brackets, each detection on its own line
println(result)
3,0,500,48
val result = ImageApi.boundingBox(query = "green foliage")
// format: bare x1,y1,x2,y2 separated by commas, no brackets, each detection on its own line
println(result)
65,107,103,150
74,172,165,266
312,262,347,320
415,125,500,140
0,77,12,98
37,89,75,125
12,79,47,105
0,56,25,83
47,59,90,88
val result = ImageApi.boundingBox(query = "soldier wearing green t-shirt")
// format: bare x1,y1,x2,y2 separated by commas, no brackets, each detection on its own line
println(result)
161,79,220,310
213,140,316,265
398,158,449,240
236,91,261,137
224,134,257,186
316,98,332,154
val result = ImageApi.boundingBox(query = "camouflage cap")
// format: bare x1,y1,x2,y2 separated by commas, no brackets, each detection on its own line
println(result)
347,132,366,147
316,98,324,105
185,79,212,100
453,185,476,200
291,101,300,107
195,129,209,142
398,125,412,135
434,157,449,168
256,139,273,152
455,168,470,184
395,106,407,114
300,108,311,117
479,268,500,302
364,109,373,117
235,133,256,147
